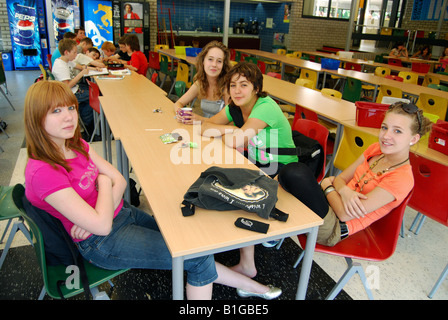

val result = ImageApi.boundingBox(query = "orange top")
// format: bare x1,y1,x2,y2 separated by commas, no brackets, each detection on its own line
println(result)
345,143,413,235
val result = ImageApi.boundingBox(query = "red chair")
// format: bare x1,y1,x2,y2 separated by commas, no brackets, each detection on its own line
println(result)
295,191,413,299
388,58,403,67
407,153,448,298
229,48,236,61
267,72,281,79
148,51,160,76
257,60,266,74
85,79,102,142
385,74,404,82
46,54,52,71
151,72,158,84
344,62,362,71
292,119,329,182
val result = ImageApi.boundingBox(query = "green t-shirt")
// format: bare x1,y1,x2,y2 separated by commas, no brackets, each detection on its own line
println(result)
225,96,298,165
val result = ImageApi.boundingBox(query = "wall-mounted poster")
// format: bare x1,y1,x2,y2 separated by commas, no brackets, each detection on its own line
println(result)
84,0,113,49
411,0,448,21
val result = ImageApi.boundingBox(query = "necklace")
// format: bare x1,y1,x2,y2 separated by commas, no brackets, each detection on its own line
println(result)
354,155,409,192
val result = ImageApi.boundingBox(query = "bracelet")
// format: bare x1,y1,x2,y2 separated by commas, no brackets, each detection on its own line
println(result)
323,185,336,196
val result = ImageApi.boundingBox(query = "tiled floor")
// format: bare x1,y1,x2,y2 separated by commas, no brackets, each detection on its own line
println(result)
1,70,447,300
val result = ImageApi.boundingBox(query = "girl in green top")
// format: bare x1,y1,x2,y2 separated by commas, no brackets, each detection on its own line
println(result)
201,61,297,177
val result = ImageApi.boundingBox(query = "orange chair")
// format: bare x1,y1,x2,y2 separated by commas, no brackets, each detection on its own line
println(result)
292,119,329,182
295,191,413,299
407,153,448,298
85,79,102,143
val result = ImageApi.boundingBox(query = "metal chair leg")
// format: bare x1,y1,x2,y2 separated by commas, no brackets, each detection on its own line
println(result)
428,263,448,299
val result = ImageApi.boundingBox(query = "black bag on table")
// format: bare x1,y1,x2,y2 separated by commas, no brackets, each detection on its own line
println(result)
181,166,288,221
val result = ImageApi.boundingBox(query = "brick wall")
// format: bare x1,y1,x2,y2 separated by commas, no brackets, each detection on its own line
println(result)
0,0,12,51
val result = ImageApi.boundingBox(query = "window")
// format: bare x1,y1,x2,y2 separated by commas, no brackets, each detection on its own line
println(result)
303,0,352,19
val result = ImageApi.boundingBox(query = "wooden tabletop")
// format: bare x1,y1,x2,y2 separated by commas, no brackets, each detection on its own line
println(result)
96,72,167,97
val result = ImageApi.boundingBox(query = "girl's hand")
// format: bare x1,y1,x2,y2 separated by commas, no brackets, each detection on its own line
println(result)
338,186,368,219
70,224,92,240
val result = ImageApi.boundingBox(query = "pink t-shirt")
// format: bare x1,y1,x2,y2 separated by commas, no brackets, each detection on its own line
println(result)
345,142,413,235
25,139,123,241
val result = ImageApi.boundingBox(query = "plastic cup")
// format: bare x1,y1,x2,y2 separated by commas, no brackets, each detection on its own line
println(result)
179,107,192,123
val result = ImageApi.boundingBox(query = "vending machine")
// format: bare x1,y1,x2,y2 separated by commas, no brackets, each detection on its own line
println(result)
6,0,50,69
111,0,150,55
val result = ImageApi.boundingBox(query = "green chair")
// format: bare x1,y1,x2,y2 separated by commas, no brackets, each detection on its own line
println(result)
159,54,176,89
235,51,241,62
11,184,128,300
342,77,362,102
175,81,186,98
0,185,32,270
244,56,257,64
428,83,448,92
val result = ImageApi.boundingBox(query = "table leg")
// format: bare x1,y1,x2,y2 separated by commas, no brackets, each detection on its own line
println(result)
295,226,318,300
100,106,108,161
172,256,184,300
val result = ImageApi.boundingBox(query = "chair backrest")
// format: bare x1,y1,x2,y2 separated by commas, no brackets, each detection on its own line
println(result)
295,78,314,89
229,49,236,61
151,72,158,84
398,71,418,84
374,66,391,77
415,93,448,120
321,88,342,99
39,64,47,81
235,51,241,62
154,44,169,62
256,60,266,74
0,57,6,85
159,54,170,72
342,77,362,102
385,74,403,82
344,62,362,71
267,72,281,79
333,126,378,171
175,81,186,98
422,74,440,87
428,83,448,92
277,49,286,55
176,62,190,84
148,51,160,70
299,69,318,88
408,153,448,226
244,56,257,64
388,58,402,66
292,51,302,58
46,54,52,71
292,119,329,182
292,104,318,125
86,79,101,114
376,85,403,103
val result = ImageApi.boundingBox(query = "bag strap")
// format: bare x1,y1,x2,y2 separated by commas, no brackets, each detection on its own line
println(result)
53,216,92,300
181,200,195,217
270,207,289,222
228,105,245,128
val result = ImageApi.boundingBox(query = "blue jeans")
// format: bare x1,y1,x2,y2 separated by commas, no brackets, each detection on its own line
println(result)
75,83,94,129
77,203,218,287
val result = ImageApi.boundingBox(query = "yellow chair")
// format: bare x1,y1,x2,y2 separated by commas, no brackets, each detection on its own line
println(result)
168,62,191,96
295,78,314,89
375,85,403,103
374,67,391,77
362,67,391,100
39,64,47,80
299,69,318,89
277,49,286,55
333,126,378,171
398,71,419,84
422,74,440,87
154,44,170,62
415,93,448,121
321,88,342,99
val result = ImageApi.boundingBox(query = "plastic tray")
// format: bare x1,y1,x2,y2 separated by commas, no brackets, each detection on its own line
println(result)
428,120,448,155
321,58,340,70
185,47,202,57
355,101,389,128
411,63,430,73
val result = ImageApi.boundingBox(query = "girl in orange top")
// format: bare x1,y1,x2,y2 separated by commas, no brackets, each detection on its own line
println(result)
278,102,433,246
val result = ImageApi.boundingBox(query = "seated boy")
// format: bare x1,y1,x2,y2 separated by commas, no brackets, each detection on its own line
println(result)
52,39,102,138
105,35,131,64
72,47,106,75
77,37,94,54
100,41,116,60
51,32,76,67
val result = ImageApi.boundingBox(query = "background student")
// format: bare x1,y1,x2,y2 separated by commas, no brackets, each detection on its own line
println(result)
122,34,148,75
